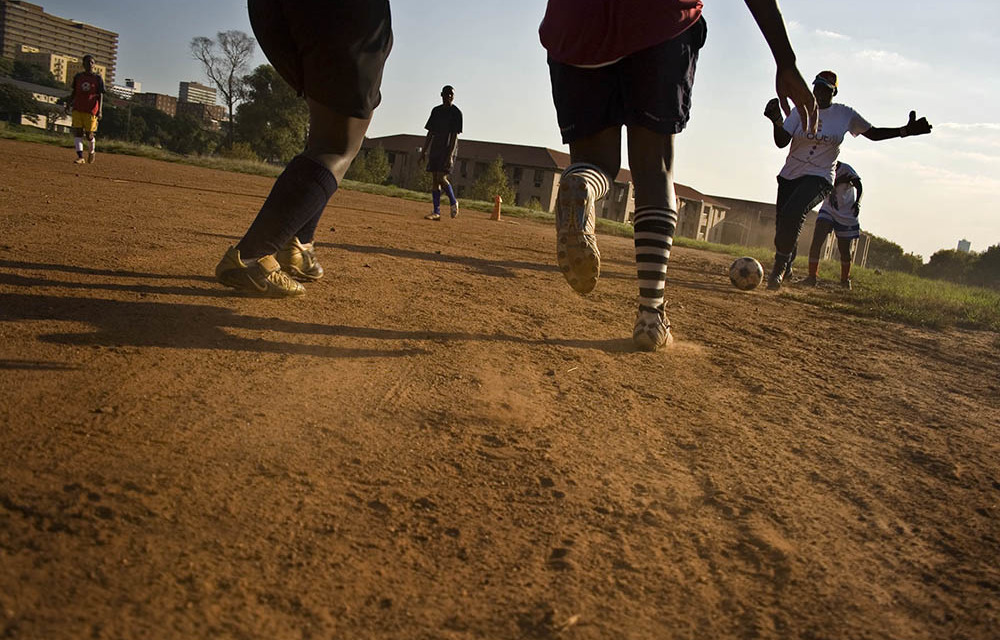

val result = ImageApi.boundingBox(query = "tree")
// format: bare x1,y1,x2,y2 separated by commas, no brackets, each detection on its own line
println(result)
0,82,42,120
0,57,14,77
234,64,307,163
344,146,391,185
865,233,922,274
170,113,221,156
470,155,515,204
11,60,65,89
919,249,977,284
969,244,1000,289
191,30,255,148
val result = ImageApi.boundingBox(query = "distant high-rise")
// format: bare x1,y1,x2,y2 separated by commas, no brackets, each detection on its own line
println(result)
957,239,972,253
179,81,217,106
0,1,118,83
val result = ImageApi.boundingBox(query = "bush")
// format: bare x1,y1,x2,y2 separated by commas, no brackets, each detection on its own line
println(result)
219,141,259,162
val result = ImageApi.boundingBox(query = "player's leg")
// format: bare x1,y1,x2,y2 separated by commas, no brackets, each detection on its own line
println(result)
805,217,834,285
71,123,85,164
442,174,459,217
837,235,856,288
627,126,677,350
86,126,96,164
548,54,620,296
768,176,831,290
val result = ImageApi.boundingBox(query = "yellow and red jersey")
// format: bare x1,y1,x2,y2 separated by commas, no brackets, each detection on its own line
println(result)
71,72,105,115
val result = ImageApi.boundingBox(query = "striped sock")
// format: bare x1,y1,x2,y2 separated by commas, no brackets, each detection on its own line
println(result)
633,207,677,308
561,163,610,202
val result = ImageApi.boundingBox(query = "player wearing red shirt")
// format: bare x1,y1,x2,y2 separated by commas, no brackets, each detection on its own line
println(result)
67,55,104,165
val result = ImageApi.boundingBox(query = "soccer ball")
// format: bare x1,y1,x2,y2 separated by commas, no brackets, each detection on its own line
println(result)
729,257,764,291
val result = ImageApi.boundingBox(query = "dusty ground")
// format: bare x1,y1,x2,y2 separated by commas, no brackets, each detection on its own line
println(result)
1,138,998,640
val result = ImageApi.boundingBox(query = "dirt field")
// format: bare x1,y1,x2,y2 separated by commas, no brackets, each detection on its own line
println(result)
1,138,998,640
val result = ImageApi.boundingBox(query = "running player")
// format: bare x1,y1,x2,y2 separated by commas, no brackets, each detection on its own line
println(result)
802,160,862,289
215,0,393,297
66,55,104,165
419,85,462,221
762,70,931,290
539,0,818,351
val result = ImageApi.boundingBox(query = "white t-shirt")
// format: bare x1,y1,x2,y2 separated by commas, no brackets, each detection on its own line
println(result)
818,162,861,225
778,104,871,184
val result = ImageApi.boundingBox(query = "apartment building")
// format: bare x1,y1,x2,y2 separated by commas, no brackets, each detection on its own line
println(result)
133,92,176,117
178,81,217,106
15,44,106,83
0,1,118,82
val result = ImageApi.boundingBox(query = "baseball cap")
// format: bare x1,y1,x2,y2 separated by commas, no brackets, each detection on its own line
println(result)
813,70,838,93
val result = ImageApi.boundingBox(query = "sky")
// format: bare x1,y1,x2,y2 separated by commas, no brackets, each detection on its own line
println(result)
30,0,1000,260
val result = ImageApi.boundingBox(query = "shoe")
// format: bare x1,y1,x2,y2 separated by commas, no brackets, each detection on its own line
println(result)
556,174,600,294
800,275,817,287
633,304,673,352
766,261,785,290
424,212,441,221
87,151,95,164
73,157,86,165
215,246,305,297
840,279,852,290
275,237,324,282
783,264,794,281
450,202,459,218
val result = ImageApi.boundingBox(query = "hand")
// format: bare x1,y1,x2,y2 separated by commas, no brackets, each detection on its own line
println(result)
902,110,932,137
763,98,782,123
775,65,817,134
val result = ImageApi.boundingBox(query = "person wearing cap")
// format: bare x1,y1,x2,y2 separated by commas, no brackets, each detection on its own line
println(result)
419,85,463,221
539,0,817,352
66,55,105,165
762,69,932,290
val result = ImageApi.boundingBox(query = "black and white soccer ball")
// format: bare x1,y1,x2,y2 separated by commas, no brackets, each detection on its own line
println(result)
729,257,764,291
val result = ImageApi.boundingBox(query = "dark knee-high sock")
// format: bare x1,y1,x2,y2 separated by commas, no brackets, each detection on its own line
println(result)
634,207,677,309
444,184,457,205
236,156,337,260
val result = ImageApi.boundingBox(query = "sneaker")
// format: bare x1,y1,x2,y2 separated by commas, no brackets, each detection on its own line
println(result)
215,246,305,297
555,174,600,294
800,275,817,287
450,202,459,218
73,157,86,165
766,262,785,291
783,264,794,281
424,212,441,221
633,304,673,352
840,279,852,290
87,151,95,164
275,237,324,282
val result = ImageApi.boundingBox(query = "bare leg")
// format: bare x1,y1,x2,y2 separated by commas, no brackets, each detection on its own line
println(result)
301,97,372,182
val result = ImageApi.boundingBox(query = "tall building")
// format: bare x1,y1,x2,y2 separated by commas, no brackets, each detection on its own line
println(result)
108,77,140,100
958,239,972,253
134,92,177,117
0,1,118,83
178,81,217,106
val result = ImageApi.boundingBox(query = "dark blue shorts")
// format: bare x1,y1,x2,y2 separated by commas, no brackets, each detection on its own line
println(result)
547,17,707,144
248,0,393,119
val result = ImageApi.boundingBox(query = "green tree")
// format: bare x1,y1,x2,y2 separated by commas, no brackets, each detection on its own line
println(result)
364,145,391,185
11,60,65,89
969,244,1000,289
169,113,221,155
0,82,42,119
864,233,922,274
919,249,977,284
234,64,308,163
403,154,433,191
470,155,515,204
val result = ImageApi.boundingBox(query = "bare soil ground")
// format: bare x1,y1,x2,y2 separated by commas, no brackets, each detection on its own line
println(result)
1,139,998,640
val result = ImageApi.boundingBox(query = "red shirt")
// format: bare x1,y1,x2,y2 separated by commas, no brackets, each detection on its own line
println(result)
71,72,105,115
539,0,703,66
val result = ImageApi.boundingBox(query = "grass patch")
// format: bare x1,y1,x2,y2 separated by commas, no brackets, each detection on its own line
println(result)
4,128,998,333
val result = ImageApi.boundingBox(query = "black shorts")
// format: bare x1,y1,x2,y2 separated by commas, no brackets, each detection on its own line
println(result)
425,140,456,173
548,16,707,144
248,0,393,119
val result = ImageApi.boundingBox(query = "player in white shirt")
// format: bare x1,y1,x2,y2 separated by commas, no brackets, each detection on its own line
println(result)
762,70,931,290
802,161,862,288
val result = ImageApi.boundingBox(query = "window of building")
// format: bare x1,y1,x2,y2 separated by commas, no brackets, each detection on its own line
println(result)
475,162,487,177
534,169,544,188
460,159,468,177
513,167,523,183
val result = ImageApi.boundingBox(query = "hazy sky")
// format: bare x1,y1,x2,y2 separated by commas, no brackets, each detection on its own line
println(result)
33,0,1000,260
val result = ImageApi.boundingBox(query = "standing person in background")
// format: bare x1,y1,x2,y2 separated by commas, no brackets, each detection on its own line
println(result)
420,85,462,221
763,69,931,291
802,160,863,289
66,55,104,165
215,0,393,297
539,0,817,352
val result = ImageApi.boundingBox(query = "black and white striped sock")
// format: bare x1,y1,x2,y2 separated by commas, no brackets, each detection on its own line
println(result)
633,207,678,309
561,163,610,202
